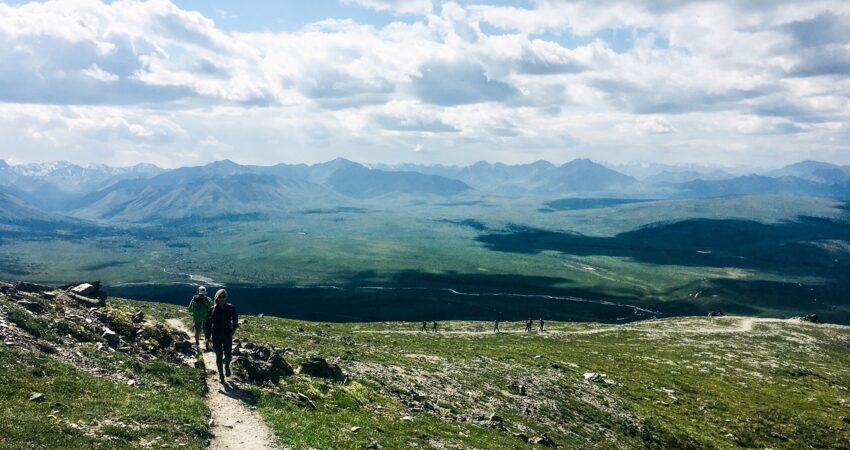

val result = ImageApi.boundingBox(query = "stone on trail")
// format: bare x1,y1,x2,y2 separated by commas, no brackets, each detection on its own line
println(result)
174,340,195,355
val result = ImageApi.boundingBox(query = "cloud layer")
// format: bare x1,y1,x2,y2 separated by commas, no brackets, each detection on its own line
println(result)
0,0,848,168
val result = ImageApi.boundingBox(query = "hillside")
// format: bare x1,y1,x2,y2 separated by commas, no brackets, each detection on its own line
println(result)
2,282,849,449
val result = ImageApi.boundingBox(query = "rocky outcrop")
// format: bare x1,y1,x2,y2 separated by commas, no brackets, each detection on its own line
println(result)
297,355,345,382
232,343,294,385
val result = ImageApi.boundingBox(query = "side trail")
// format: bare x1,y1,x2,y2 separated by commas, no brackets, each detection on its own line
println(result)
167,319,280,450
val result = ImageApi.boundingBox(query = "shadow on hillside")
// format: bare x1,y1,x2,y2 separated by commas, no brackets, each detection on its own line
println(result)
476,216,850,277
108,267,850,324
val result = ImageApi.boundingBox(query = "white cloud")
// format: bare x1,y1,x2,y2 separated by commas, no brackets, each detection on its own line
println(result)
343,0,432,15
0,0,848,167
81,64,118,82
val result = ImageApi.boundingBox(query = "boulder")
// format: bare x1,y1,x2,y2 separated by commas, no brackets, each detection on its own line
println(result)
528,434,557,448
102,328,120,347
233,351,294,385
174,340,195,355
297,356,345,382
13,282,50,293
800,314,821,324
71,283,97,297
584,372,606,383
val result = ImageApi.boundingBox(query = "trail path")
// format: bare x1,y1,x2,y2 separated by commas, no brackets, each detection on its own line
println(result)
167,319,280,450
353,317,818,337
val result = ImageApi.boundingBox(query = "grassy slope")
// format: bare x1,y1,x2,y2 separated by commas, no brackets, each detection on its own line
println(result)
228,313,850,449
0,296,209,450
3,293,850,449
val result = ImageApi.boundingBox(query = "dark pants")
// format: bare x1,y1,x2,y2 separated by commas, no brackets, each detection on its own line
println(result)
212,335,232,376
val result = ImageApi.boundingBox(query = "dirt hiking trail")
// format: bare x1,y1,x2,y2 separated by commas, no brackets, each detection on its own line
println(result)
167,319,280,450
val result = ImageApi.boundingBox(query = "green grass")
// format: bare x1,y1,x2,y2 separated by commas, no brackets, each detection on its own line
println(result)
0,346,209,449
228,314,850,449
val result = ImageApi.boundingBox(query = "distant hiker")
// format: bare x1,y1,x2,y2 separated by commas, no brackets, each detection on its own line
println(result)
432,321,438,333
539,318,545,332
525,319,532,332
421,321,428,332
188,286,213,348
494,320,500,333
205,289,238,383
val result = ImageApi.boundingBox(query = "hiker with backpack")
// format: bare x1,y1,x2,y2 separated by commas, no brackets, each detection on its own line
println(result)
188,286,213,348
205,289,239,383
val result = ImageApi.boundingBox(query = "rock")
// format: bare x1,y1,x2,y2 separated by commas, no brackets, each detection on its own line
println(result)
13,281,50,293
29,392,45,402
401,415,413,421
350,426,361,433
16,300,42,313
234,351,294,385
488,414,503,423
513,432,529,442
800,314,821,324
102,328,120,347
840,416,850,424
508,383,527,396
70,283,97,297
770,431,788,441
297,356,345,382
725,433,738,442
707,310,724,317
40,291,57,300
295,392,316,410
174,340,195,355
131,311,145,323
584,372,605,382
529,434,557,448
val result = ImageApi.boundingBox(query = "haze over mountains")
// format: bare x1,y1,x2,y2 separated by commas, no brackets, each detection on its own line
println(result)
2,157,850,224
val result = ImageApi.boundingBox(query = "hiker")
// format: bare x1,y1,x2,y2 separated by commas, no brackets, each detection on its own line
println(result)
493,320,500,333
188,286,213,348
421,321,428,332
539,318,544,332
205,289,238,383
432,321,438,333
525,319,532,332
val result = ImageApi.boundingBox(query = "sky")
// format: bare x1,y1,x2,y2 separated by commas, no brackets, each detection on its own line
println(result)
0,0,848,168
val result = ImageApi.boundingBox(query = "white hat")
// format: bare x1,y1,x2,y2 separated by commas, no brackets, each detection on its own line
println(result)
198,286,207,295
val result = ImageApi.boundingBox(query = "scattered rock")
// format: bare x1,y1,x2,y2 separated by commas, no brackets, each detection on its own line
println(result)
29,392,45,402
12,281,50,293
528,434,557,448
131,311,145,323
770,431,788,441
708,310,725,317
840,416,850,424
102,328,120,347
584,372,606,383
297,356,345,382
800,314,821,324
174,340,195,355
508,383,527,396
350,426,361,433
233,350,294,385
401,415,413,421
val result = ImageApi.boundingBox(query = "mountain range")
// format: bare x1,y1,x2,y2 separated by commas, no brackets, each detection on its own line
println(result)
1,158,849,224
